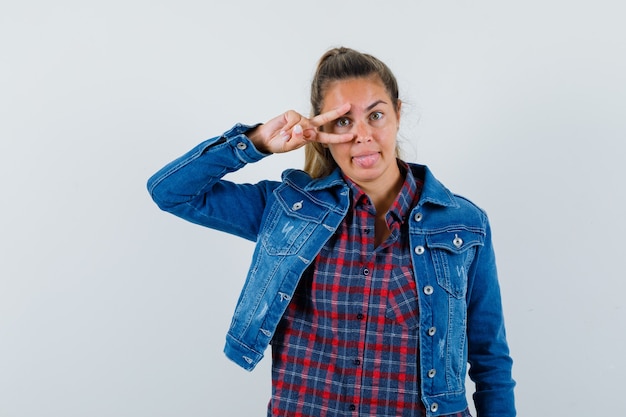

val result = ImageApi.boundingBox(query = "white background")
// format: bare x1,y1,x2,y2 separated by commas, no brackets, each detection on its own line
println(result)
1,1,625,416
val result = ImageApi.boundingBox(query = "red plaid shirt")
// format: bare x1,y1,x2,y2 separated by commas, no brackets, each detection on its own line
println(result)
269,164,470,417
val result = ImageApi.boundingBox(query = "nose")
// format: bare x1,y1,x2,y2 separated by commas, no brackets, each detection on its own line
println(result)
354,121,372,143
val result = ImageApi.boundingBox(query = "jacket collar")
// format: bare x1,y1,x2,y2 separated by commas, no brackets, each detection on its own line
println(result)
409,164,459,208
283,163,459,209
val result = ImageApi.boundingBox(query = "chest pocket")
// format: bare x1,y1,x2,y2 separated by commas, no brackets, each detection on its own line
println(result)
385,265,420,329
261,186,328,256
426,229,484,298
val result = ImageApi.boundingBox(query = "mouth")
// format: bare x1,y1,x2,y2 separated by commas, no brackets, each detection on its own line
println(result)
352,152,381,168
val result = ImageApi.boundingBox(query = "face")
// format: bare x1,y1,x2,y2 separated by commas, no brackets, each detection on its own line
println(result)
321,76,402,192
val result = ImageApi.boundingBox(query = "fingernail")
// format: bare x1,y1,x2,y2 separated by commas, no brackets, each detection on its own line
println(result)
293,124,303,135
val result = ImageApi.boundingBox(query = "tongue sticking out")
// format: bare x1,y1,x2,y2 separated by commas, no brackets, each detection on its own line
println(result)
352,153,380,169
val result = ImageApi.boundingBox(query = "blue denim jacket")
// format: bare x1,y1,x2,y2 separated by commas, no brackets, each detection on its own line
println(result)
147,124,515,417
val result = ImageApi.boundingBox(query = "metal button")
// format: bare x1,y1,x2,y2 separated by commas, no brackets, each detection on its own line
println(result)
453,234,463,248
423,285,434,295
414,245,425,255
428,369,437,378
363,268,370,276
428,326,437,336
291,201,303,211
236,142,247,150
414,212,423,222
430,403,439,412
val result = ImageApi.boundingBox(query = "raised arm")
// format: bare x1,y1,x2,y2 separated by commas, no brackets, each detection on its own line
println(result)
147,123,276,241
147,105,354,240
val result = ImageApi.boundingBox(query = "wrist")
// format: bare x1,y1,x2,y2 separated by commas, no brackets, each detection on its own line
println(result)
245,125,271,154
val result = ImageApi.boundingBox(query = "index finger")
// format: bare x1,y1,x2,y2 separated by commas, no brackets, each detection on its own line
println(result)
309,103,351,128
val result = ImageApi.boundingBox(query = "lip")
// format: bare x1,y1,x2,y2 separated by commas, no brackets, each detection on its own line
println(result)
351,150,380,159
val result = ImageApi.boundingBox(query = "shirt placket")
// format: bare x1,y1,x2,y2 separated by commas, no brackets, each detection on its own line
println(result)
344,198,378,416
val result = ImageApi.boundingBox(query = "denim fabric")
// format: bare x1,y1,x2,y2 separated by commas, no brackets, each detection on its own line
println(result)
147,124,516,417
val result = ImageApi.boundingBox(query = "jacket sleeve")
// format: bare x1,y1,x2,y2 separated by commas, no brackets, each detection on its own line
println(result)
147,123,277,242
466,218,516,417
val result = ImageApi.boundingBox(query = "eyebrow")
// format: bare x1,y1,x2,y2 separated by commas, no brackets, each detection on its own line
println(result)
340,99,388,117
366,100,387,112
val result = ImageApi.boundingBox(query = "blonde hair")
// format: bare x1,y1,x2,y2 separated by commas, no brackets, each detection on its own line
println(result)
304,47,401,178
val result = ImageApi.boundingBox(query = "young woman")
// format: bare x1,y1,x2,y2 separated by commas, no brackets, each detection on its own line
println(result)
148,47,516,417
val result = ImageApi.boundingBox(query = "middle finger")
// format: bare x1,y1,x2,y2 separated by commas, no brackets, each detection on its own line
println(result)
309,103,351,128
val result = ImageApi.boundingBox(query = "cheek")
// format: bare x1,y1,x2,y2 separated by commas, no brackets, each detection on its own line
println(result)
327,143,352,163
380,127,399,147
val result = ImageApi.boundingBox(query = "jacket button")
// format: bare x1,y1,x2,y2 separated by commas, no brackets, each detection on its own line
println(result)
430,403,439,412
423,285,434,295
428,369,437,378
291,201,303,211
428,326,437,336
236,142,247,150
414,245,425,255
453,234,463,248
414,212,423,222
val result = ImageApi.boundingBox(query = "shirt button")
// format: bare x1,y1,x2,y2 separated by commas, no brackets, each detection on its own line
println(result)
428,326,437,336
428,369,437,378
414,212,423,222
363,268,370,276
236,142,247,150
353,359,361,366
423,285,434,295
349,404,356,411
356,313,364,320
430,403,439,412
414,245,425,255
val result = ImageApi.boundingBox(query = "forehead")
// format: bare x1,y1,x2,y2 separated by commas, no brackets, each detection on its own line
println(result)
322,76,391,109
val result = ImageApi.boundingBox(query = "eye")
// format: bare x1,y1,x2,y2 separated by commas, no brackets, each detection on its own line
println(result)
370,111,383,121
335,117,351,128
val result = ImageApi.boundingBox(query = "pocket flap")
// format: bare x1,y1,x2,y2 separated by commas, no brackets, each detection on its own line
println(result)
426,229,484,253
275,185,326,223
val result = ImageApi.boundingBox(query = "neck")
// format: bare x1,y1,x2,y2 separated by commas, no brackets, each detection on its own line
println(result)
359,165,405,216
365,171,404,247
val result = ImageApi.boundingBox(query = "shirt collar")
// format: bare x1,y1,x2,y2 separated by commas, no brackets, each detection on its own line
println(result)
296,162,458,210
